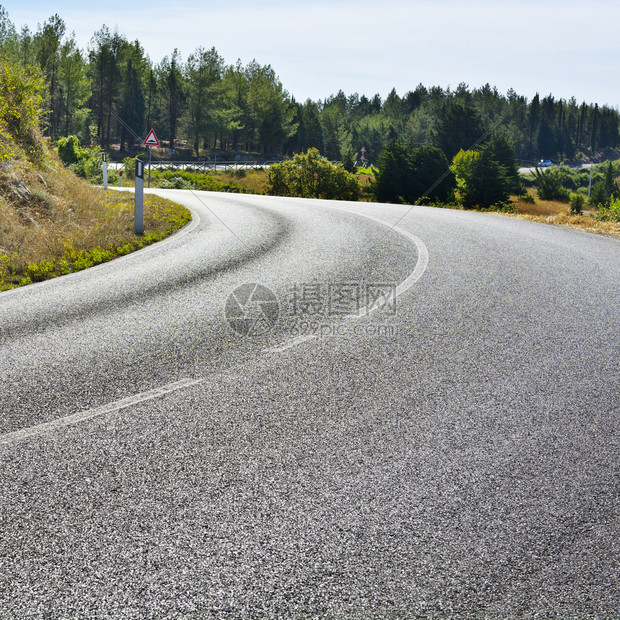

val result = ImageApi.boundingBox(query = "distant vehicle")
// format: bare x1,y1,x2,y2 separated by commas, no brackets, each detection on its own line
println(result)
537,159,552,167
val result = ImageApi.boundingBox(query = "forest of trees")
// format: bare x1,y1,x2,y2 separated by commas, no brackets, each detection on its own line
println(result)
1,7,619,164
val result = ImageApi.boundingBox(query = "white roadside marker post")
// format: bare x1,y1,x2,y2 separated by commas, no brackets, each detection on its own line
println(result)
148,146,152,188
135,159,144,236
118,170,123,187
102,153,108,189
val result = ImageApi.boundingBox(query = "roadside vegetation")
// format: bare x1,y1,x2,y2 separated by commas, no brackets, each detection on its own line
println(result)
266,149,360,201
0,60,191,291
53,121,620,239
364,134,620,236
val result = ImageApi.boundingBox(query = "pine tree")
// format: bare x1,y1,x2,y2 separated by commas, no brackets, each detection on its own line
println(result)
158,49,185,150
58,35,90,138
432,100,485,160
372,140,409,203
33,14,66,137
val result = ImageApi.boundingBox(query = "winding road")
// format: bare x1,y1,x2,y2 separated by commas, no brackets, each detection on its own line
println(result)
1,191,618,617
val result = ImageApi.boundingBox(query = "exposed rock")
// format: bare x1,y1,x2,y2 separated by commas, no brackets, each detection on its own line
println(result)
9,180,31,202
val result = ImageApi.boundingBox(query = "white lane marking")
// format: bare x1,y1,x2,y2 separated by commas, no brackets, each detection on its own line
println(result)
265,210,429,354
0,378,205,446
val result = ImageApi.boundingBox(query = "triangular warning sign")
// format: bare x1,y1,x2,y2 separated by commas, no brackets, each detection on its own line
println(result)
144,129,159,146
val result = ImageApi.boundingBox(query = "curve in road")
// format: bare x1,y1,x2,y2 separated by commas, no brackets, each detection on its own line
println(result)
0,190,618,617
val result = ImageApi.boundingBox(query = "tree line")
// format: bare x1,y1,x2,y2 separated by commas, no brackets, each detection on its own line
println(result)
1,7,619,163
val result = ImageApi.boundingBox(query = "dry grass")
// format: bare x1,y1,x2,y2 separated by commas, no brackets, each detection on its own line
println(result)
0,148,191,288
504,190,620,238
513,190,570,216
503,211,620,238
217,170,269,194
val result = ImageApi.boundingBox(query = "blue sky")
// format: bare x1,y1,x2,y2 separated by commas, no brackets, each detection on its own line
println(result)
2,0,619,107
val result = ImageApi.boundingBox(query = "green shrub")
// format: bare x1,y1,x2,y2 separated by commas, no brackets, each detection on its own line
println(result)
158,176,196,190
589,181,608,207
56,135,87,165
123,156,138,180
597,196,620,222
522,163,608,195
56,135,107,184
267,148,360,201
569,192,585,214
0,61,45,161
24,260,55,282
532,167,569,201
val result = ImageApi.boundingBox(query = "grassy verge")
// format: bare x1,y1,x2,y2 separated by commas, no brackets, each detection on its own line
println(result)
504,191,620,238
0,162,191,290
504,210,620,237
129,166,269,195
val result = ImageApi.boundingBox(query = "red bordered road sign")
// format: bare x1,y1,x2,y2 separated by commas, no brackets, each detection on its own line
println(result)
144,129,159,147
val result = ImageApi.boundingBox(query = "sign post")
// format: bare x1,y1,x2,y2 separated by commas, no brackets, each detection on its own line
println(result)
102,153,108,190
135,159,144,236
148,147,153,188
143,129,160,189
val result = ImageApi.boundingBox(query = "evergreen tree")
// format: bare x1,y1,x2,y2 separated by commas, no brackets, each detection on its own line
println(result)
486,134,521,194
537,95,557,158
461,145,511,209
604,161,619,199
590,104,599,152
372,142,454,204
222,60,249,151
246,61,297,154
33,14,66,137
528,93,540,158
408,145,454,203
185,46,224,156
119,58,145,150
300,99,324,152
58,34,90,138
88,26,125,145
158,49,185,150
0,6,18,61
320,105,345,160
598,106,620,148
372,140,410,203
433,100,485,160
452,142,514,209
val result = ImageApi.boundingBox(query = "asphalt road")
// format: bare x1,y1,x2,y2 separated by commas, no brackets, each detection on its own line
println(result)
0,191,618,618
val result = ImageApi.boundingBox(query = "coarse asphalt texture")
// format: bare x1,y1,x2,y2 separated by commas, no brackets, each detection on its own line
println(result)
0,190,618,618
